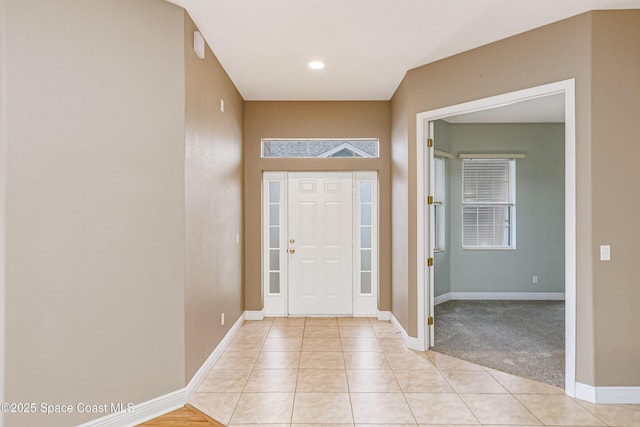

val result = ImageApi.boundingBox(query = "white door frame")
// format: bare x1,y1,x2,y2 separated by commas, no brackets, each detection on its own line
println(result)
415,79,577,397
262,171,379,317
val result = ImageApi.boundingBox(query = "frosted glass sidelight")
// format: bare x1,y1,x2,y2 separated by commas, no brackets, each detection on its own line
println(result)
269,181,280,203
361,227,371,248
269,272,280,294
269,204,279,226
269,227,279,248
361,249,371,271
360,204,371,226
269,249,280,271
361,272,372,294
360,181,372,203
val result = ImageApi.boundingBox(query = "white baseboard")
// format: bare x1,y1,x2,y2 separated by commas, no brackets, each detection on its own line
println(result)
390,313,424,351
575,382,597,403
76,388,187,427
185,313,246,398
245,309,265,320
434,293,452,305
575,382,640,404
377,310,391,321
79,313,247,426
442,292,565,301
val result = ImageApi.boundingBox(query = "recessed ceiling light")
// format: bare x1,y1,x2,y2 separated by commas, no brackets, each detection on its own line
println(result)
308,61,325,70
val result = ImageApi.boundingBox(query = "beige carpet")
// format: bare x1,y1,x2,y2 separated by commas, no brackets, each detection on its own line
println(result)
433,300,565,388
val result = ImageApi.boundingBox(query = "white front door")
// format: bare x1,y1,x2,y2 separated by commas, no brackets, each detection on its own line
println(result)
287,172,353,315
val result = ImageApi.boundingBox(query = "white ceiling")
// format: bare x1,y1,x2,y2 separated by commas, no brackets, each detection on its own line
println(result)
168,0,640,101
445,93,565,123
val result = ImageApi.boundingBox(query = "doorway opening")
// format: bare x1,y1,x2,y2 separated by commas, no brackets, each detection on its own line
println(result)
263,171,379,317
416,79,576,396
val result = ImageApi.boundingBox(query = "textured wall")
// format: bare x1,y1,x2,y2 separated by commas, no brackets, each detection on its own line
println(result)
447,123,565,294
590,10,640,387
391,12,594,379
3,1,186,425
390,75,411,331
184,13,245,383
392,9,640,388
243,101,391,313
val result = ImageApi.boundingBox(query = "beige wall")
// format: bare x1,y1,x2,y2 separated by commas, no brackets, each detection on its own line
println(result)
3,0,186,425
391,9,640,387
184,13,245,382
2,8,637,426
1,0,8,414
391,11,594,376
590,10,640,386
243,102,391,312
390,76,411,331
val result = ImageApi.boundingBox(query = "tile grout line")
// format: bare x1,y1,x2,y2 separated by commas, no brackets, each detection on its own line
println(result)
386,347,419,425
216,317,614,426
237,318,270,425
216,320,263,425
339,320,357,425
571,397,612,427
571,398,615,426
289,317,305,426
484,370,547,426
431,353,484,426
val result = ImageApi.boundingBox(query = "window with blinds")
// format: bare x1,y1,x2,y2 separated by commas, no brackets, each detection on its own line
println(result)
462,158,515,249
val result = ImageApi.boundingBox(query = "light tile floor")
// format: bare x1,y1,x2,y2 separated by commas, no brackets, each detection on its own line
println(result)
191,317,640,426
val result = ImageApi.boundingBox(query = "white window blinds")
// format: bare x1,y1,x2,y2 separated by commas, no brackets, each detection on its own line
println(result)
462,159,515,248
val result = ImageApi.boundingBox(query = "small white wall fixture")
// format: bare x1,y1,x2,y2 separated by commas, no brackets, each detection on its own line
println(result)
415,79,577,397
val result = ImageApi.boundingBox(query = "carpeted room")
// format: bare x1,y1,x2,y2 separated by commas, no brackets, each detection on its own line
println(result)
431,119,566,388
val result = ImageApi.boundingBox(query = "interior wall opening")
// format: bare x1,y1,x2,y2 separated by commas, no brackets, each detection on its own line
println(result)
432,117,565,388
416,79,576,396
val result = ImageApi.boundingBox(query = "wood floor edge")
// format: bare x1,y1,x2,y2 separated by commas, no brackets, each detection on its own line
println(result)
185,404,227,426
137,404,226,426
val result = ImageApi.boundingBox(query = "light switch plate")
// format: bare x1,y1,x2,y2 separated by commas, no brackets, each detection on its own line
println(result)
600,245,611,261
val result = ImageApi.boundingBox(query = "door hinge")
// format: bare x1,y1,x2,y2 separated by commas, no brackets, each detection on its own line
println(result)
428,316,434,326
427,257,434,267
427,138,433,148
427,195,434,205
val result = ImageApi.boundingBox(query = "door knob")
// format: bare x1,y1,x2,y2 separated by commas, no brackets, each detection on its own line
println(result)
289,249,295,254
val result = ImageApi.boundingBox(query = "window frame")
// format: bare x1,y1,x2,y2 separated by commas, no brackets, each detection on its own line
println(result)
261,138,379,159
433,156,446,252
461,158,516,250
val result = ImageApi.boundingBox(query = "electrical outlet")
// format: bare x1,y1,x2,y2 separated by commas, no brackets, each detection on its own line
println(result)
532,275,538,284
221,313,225,326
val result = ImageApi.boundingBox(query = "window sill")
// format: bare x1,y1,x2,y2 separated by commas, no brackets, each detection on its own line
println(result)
462,246,516,251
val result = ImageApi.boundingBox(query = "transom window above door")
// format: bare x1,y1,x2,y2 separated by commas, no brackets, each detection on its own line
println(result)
262,138,379,158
